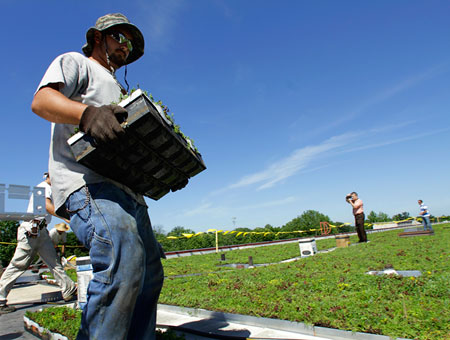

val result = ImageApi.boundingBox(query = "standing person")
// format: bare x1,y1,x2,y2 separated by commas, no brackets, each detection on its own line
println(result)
418,200,433,231
31,13,173,339
49,222,70,260
0,173,77,314
346,192,368,243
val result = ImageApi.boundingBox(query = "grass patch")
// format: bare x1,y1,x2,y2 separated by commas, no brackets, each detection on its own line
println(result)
29,226,449,339
160,225,450,340
161,235,341,276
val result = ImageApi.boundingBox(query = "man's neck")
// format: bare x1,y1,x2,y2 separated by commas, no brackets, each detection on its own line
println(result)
89,55,116,73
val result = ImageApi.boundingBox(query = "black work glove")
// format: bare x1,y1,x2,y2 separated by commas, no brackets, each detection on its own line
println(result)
171,178,189,192
79,105,128,146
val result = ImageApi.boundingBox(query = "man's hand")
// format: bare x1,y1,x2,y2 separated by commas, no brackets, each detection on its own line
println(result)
171,178,189,192
79,105,128,146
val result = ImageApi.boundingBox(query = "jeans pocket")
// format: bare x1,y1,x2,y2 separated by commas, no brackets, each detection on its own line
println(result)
90,232,114,285
66,185,104,248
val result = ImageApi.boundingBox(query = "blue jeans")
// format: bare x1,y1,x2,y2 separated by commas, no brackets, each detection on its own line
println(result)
66,182,164,340
422,216,433,231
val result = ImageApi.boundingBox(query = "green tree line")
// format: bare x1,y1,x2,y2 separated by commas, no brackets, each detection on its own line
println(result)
156,210,352,252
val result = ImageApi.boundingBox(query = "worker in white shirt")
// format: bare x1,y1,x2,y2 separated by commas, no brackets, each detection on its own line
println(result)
0,173,76,314
49,222,70,259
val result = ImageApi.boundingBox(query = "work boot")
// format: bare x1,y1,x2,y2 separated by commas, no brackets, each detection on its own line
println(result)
0,304,16,314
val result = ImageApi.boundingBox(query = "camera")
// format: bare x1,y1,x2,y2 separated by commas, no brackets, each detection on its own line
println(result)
33,219,47,229
345,194,352,201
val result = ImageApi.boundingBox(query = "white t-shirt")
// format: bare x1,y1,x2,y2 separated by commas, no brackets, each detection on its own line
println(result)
420,203,430,217
36,52,145,215
49,228,67,246
27,180,52,224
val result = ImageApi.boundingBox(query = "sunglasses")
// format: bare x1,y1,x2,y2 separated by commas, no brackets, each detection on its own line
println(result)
107,31,133,52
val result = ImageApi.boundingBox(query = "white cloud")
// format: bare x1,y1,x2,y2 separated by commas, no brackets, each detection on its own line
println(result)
224,121,448,192
181,200,230,218
238,196,297,210
314,63,450,134
212,0,235,19
179,196,297,222
228,132,357,190
182,201,213,217
137,0,186,53
342,127,449,154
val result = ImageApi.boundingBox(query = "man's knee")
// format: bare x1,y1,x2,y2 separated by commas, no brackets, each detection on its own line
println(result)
10,257,31,271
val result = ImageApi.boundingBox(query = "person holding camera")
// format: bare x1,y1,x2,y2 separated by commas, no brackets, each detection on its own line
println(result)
346,192,368,243
0,173,76,314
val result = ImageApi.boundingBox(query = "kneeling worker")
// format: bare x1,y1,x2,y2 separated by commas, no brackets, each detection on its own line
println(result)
0,173,77,314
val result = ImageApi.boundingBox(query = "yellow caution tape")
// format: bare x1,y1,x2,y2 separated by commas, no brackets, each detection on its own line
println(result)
163,216,447,240
0,241,85,248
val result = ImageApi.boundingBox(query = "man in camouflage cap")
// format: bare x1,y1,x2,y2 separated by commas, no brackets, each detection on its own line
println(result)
31,13,164,339
82,13,144,66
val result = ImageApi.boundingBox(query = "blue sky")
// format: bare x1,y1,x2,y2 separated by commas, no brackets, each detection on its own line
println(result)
1,1,449,233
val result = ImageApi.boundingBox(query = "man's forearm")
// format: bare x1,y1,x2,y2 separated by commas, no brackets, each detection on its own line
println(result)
31,86,87,125
46,199,71,223
45,198,57,217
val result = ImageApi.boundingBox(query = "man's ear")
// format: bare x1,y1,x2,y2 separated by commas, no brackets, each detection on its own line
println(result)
93,31,103,45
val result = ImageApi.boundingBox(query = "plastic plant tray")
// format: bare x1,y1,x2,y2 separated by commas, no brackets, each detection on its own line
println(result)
68,89,206,200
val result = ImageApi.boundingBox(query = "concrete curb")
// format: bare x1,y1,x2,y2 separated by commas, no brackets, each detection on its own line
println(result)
158,304,413,340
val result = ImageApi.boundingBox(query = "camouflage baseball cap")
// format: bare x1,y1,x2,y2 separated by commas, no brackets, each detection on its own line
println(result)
82,13,144,65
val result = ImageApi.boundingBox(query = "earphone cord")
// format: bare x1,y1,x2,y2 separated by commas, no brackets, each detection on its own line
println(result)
124,65,129,93
104,40,129,94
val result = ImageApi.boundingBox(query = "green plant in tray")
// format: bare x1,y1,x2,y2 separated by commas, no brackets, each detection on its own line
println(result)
73,88,199,154
41,268,78,282
26,307,185,340
26,306,81,340
115,88,199,153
